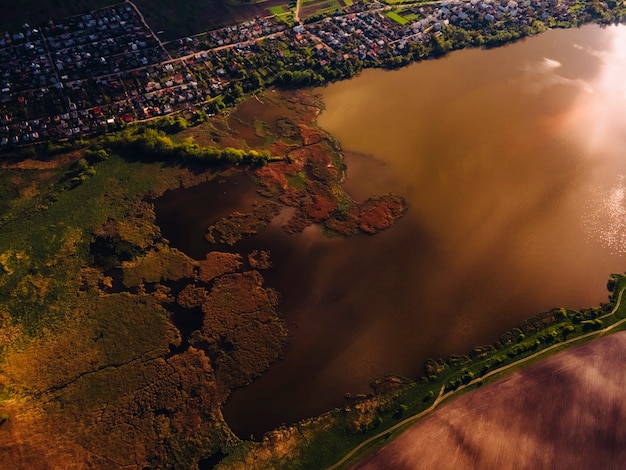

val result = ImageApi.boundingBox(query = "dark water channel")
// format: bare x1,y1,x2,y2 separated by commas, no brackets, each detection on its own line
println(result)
155,24,626,439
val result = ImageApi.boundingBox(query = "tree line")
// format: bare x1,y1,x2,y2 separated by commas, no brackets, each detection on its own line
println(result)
101,127,277,165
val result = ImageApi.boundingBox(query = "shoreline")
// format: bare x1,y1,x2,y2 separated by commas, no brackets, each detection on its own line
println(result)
218,274,626,469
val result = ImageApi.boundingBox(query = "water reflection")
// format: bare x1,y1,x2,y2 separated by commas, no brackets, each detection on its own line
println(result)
311,24,626,425
584,175,626,255
562,26,626,254
519,56,593,94
565,26,626,153
216,25,626,438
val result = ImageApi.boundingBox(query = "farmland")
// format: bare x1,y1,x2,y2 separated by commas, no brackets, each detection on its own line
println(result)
134,0,294,40
0,0,114,31
354,330,626,469
299,0,347,21
385,8,421,25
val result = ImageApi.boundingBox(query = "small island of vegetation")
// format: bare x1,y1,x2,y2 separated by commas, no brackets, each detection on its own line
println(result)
1,0,626,469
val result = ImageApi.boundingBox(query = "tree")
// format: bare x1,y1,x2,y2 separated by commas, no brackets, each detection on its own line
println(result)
249,71,264,89
85,148,109,162
222,147,244,164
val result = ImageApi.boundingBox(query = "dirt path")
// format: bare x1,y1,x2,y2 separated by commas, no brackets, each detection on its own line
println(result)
326,386,446,470
125,0,173,60
353,330,626,469
294,0,302,23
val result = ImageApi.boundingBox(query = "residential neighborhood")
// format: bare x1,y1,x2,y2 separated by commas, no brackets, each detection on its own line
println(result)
0,0,580,148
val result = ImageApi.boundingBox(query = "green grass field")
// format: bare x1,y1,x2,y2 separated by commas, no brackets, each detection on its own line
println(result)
385,10,410,24
268,4,289,14
268,3,295,24
402,11,420,21
0,147,180,335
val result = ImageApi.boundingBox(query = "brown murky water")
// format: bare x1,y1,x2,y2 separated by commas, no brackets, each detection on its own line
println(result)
156,24,626,438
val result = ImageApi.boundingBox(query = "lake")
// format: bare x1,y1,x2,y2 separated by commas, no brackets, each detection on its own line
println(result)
155,24,626,438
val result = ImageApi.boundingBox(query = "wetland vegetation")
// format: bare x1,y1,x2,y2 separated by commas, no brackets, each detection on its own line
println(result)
0,88,408,468
2,1,626,469
4,75,619,466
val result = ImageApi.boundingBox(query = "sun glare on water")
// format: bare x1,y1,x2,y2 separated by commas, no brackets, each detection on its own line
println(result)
584,175,626,255
573,27,626,254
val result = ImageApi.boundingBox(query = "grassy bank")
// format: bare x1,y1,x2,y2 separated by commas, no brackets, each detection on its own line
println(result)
218,274,626,469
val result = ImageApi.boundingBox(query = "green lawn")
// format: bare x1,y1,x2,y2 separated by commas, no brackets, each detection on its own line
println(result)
268,5,288,14
385,10,410,24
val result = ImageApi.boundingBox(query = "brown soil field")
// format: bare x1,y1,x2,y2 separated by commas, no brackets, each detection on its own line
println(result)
353,331,626,470
0,0,283,40
299,0,344,20
0,0,113,31
134,0,289,41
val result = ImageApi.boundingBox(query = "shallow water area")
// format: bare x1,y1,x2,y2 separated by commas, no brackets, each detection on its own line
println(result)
156,24,626,439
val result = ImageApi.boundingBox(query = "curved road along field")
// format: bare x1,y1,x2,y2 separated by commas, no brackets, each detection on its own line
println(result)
352,329,626,469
